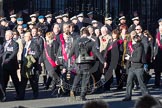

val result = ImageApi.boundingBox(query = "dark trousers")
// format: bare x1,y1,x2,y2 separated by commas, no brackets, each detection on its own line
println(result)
19,74,39,99
71,69,90,97
125,67,148,98
104,65,122,90
46,70,59,88
154,58,162,87
154,69,161,87
104,66,114,90
3,69,20,95
115,65,124,88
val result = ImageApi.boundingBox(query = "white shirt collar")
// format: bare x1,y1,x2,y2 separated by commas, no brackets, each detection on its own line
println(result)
6,39,12,43
25,40,31,48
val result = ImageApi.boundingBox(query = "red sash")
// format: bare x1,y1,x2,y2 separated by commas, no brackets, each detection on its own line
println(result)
60,34,68,61
107,39,123,51
104,40,122,58
128,41,134,54
90,51,94,56
156,32,162,49
118,39,124,45
44,43,57,67
71,55,76,64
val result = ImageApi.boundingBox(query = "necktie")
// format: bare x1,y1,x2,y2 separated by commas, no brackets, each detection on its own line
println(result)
23,48,27,57
23,43,28,57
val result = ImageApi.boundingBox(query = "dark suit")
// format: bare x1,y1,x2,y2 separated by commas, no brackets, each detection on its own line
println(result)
69,37,105,98
2,39,20,95
0,26,9,44
76,21,85,30
19,41,40,99
125,42,148,99
36,22,48,35
45,21,53,32
105,24,113,34
8,21,17,30
104,40,121,90
73,25,80,33
154,33,162,87
56,22,63,33
32,36,44,64
140,34,149,55
53,33,61,45
71,32,79,39
43,40,60,88
0,45,3,83
83,18,93,26
0,44,5,100
57,35,74,69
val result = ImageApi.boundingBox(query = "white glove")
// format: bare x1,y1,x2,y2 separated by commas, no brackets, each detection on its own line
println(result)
125,54,130,60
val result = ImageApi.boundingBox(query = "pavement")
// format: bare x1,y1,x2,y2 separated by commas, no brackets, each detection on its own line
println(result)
1,70,162,108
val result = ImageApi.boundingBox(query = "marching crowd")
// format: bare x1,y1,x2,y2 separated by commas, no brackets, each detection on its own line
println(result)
0,11,162,102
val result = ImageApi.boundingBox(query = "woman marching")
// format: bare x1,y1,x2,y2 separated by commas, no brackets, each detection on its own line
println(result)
43,32,60,90
116,25,130,90
104,29,122,90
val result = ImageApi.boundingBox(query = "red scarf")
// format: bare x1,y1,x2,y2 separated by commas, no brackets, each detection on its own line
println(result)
44,43,57,67
60,33,68,61
128,41,134,54
156,32,162,49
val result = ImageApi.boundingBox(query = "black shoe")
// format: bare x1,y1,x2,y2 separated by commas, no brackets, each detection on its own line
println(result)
104,88,110,92
32,96,38,99
32,94,38,99
122,97,131,101
93,88,104,94
43,86,49,90
33,92,38,99
1,96,6,102
114,87,123,91
78,96,87,101
14,96,24,100
26,84,31,88
152,85,160,89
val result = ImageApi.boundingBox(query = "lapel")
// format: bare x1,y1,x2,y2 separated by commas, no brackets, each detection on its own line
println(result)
8,40,13,47
3,40,14,51
3,39,12,46
28,41,33,50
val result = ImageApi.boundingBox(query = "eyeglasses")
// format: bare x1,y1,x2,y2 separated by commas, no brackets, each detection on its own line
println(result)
135,29,141,30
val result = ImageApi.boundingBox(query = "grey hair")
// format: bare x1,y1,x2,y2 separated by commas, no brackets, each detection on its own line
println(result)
5,30,13,36
101,26,108,32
